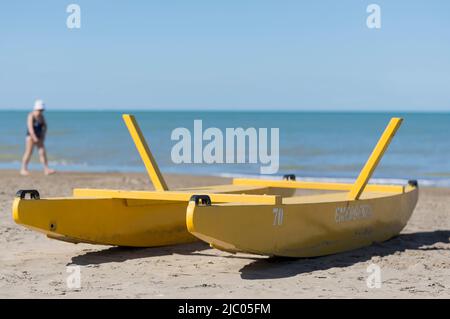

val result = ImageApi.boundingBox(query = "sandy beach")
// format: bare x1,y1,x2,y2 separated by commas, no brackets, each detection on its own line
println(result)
1,169,449,298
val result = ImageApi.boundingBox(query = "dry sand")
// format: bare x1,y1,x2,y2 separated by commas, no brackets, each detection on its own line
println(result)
1,170,449,298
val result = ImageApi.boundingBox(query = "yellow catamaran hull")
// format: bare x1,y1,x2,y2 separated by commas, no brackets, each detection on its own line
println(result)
187,182,418,257
12,185,294,247
186,117,420,257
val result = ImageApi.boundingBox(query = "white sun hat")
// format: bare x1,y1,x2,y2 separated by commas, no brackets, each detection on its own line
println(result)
33,99,45,111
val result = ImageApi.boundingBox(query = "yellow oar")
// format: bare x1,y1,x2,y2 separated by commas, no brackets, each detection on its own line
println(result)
123,114,169,191
348,117,403,200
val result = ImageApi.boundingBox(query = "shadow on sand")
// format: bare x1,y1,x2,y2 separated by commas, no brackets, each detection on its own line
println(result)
68,241,209,266
67,231,450,278
239,230,450,280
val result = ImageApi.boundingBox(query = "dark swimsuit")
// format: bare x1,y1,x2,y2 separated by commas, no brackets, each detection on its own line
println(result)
26,116,45,139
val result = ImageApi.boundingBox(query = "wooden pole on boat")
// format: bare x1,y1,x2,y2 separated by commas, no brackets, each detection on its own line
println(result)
347,117,403,200
122,114,169,191
73,188,282,205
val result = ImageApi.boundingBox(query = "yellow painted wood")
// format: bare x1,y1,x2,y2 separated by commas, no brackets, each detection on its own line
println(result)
233,178,404,193
186,184,418,257
348,118,403,200
73,188,281,205
123,114,168,191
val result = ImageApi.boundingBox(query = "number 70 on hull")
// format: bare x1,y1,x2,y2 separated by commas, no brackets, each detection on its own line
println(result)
273,207,284,226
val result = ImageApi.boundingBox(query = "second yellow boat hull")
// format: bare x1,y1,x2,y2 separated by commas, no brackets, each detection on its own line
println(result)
186,185,418,257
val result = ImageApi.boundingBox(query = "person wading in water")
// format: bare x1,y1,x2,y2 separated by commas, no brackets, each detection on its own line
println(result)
20,100,56,176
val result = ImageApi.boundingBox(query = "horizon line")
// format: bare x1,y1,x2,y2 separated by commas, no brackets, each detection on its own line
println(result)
1,108,449,113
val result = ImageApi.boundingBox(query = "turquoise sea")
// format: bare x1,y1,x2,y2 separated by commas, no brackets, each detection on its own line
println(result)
1,111,449,187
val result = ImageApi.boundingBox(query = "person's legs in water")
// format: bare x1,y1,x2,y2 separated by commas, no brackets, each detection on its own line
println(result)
20,136,35,176
37,140,55,175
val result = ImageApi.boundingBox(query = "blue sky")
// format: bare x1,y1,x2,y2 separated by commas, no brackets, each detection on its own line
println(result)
0,1,449,111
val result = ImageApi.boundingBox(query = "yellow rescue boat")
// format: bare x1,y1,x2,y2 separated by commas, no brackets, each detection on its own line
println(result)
12,114,294,247
186,118,419,257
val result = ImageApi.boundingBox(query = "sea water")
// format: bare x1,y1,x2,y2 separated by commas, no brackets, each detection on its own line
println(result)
1,111,449,187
